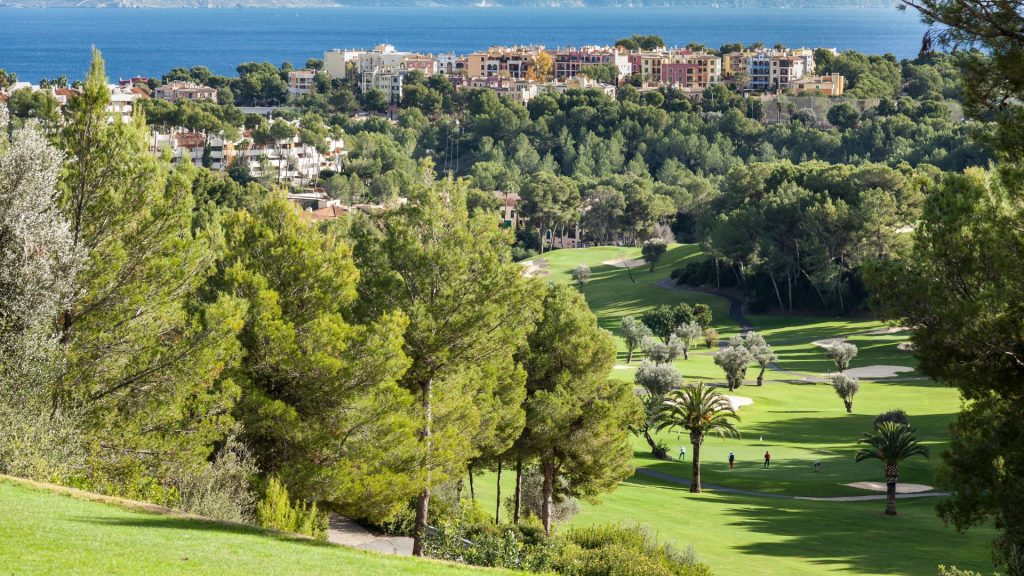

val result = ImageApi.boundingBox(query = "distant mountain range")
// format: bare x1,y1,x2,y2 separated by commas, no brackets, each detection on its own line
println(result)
0,0,899,8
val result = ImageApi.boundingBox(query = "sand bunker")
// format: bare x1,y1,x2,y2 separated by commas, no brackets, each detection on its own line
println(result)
724,395,753,411
864,326,910,336
613,365,636,370
520,259,550,278
602,257,646,268
845,481,935,494
897,342,915,352
812,337,847,349
842,365,915,379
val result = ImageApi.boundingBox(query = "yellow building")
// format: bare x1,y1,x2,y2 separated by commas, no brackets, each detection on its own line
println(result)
791,73,846,96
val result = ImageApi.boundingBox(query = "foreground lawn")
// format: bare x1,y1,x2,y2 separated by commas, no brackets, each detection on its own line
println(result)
0,478,512,576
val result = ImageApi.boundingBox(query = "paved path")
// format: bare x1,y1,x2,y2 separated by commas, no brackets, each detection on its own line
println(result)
657,279,753,331
636,468,950,502
327,514,413,556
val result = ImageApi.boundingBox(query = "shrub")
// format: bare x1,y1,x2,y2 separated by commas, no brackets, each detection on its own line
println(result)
553,524,713,576
172,435,258,523
874,409,909,429
702,328,720,349
256,476,328,540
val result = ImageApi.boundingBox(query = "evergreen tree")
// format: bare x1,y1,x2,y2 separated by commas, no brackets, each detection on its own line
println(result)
519,283,641,534
352,177,540,555
213,196,420,521
55,50,245,494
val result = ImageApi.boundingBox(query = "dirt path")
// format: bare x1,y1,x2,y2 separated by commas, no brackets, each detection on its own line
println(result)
635,468,950,502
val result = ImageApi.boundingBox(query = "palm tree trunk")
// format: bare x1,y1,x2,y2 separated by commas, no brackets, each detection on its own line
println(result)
690,433,703,493
885,465,898,516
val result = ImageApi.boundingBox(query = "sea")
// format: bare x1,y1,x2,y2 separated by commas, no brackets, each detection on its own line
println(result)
0,7,930,82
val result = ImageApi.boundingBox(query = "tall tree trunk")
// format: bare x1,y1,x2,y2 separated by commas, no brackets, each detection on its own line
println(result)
495,459,502,525
757,365,766,386
468,465,475,500
683,344,689,360
885,464,898,516
769,272,785,312
541,459,554,535
627,346,634,364
513,456,523,525
844,400,853,413
412,377,433,557
538,224,546,255
690,433,703,493
787,274,793,312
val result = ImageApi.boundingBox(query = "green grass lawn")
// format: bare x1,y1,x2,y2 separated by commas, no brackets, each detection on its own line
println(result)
0,478,514,576
508,245,992,576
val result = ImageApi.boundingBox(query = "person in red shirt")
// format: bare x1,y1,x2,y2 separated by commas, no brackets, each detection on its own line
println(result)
763,451,771,468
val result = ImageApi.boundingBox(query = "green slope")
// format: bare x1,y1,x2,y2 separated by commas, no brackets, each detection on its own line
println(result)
0,478,512,576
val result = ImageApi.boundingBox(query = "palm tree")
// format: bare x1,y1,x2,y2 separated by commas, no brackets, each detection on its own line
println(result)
855,422,930,516
656,383,740,493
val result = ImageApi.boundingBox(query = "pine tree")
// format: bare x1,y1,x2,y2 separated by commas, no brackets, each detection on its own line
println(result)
352,177,541,555
55,50,245,493
519,283,641,534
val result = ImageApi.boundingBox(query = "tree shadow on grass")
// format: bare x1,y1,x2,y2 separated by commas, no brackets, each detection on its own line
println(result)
622,475,992,576
723,497,993,575
72,515,336,548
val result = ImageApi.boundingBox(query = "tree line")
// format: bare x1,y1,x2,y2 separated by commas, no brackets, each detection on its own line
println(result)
0,51,644,566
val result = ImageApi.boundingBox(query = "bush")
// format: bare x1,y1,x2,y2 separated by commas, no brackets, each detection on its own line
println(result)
426,520,712,576
172,435,258,523
256,476,328,540
874,409,909,429
553,524,713,576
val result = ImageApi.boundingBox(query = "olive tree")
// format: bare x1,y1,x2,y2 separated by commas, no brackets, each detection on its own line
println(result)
674,321,703,360
831,374,861,413
620,315,653,364
826,342,859,372
713,345,753,391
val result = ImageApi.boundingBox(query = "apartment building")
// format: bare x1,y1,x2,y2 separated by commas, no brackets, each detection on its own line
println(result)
466,46,540,79
661,61,698,87
744,49,809,92
287,70,316,97
150,130,231,170
323,49,363,79
628,51,667,81
465,76,539,104
154,80,218,103
791,73,846,96
552,46,630,81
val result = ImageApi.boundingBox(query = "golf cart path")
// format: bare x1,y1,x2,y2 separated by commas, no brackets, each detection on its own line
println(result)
635,468,950,501
657,279,753,330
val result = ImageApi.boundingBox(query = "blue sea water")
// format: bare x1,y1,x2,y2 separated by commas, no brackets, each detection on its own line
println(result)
0,7,929,81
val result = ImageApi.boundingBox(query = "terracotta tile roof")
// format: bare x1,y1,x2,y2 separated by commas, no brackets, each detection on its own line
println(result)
304,205,350,222
173,132,206,148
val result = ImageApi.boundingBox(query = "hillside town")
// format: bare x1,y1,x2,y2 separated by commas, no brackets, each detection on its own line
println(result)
0,41,846,220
